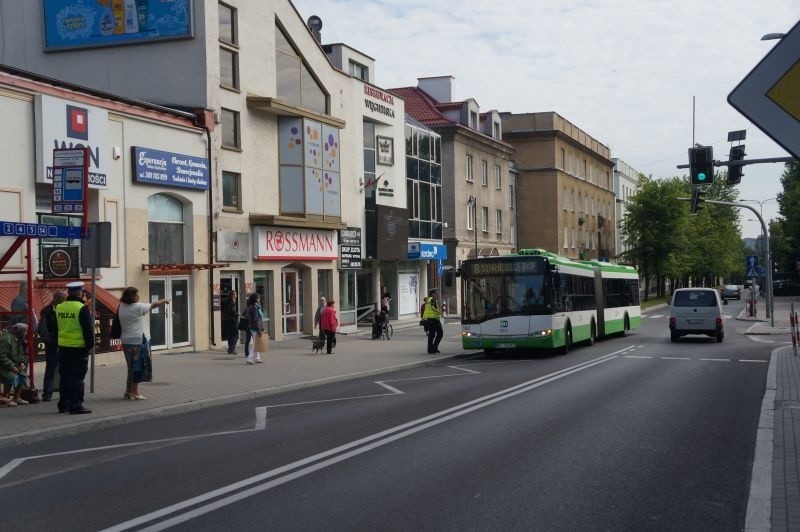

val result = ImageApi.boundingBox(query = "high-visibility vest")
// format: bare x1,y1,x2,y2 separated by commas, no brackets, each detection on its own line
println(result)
422,297,441,320
56,299,86,347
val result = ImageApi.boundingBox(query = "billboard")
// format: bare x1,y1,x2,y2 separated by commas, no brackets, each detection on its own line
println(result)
42,0,193,51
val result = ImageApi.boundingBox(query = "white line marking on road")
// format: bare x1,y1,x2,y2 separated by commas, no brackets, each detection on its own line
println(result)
700,358,730,362
102,351,628,532
0,408,268,482
625,355,652,359
748,336,777,344
661,357,691,360
648,314,664,319
740,359,769,363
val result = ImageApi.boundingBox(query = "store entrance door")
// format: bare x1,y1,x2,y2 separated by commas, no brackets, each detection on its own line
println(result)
281,270,302,335
149,276,191,350
220,273,241,341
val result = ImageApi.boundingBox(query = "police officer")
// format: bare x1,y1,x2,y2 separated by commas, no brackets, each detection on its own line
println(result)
56,281,94,414
423,288,443,354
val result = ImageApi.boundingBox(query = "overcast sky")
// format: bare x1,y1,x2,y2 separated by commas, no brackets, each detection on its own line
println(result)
293,0,799,240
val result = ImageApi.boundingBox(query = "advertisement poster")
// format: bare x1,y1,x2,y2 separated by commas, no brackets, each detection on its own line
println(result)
398,273,419,316
43,0,193,51
132,146,209,190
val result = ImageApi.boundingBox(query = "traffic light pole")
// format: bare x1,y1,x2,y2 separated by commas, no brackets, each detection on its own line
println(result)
676,156,796,169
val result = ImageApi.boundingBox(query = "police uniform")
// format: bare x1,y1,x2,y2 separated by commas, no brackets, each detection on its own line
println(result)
423,289,443,354
56,281,94,414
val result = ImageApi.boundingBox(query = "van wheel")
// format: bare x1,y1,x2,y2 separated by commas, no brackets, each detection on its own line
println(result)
559,324,572,355
716,331,724,343
670,332,679,343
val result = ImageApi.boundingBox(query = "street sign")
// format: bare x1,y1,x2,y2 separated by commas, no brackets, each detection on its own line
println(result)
746,255,759,269
52,148,89,214
746,266,759,278
437,259,444,277
728,20,800,160
0,221,83,239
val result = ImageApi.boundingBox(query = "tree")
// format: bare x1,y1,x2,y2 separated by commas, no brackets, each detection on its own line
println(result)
777,162,800,275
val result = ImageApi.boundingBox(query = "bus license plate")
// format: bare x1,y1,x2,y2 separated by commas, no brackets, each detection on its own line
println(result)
496,343,515,348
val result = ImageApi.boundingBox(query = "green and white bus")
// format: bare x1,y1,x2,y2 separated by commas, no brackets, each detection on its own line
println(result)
459,249,641,353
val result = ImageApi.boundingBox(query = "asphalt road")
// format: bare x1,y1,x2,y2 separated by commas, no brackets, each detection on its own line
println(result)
2,301,773,531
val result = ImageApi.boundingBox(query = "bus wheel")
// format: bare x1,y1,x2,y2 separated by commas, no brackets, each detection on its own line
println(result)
587,321,596,346
560,325,572,354
622,315,631,337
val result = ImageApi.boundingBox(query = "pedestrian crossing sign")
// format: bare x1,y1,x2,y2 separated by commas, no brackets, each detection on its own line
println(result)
745,266,759,278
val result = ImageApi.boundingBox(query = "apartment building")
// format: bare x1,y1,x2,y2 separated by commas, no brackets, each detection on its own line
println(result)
501,112,616,260
612,158,641,261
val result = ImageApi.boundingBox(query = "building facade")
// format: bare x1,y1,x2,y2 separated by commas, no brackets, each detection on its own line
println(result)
612,158,641,261
501,112,616,261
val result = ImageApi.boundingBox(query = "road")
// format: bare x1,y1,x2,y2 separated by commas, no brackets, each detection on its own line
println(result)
1,301,776,531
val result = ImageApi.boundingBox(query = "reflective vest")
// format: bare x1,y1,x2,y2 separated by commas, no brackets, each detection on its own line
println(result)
56,299,86,347
422,297,441,320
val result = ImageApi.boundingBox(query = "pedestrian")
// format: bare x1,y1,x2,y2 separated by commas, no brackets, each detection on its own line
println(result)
320,300,339,354
314,296,326,342
244,293,265,365
118,286,170,400
0,323,30,407
423,288,443,354
39,289,65,402
225,289,240,354
56,281,94,414
381,286,391,313
10,281,30,326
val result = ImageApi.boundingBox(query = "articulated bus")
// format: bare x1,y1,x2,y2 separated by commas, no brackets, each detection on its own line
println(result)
459,248,641,354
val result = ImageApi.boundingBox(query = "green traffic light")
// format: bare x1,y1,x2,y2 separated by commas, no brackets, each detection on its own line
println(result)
697,172,707,181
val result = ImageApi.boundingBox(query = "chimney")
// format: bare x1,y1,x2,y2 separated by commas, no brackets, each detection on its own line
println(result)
417,76,455,103
307,15,322,43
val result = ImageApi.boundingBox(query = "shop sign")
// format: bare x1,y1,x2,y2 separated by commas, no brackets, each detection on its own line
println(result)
133,147,209,190
36,94,108,188
339,227,362,269
254,226,338,261
363,85,395,118
43,246,79,279
217,231,249,262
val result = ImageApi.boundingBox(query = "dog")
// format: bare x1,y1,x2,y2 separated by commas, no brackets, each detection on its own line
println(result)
311,338,325,355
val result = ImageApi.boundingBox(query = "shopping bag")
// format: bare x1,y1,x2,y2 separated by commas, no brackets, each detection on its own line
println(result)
254,333,269,353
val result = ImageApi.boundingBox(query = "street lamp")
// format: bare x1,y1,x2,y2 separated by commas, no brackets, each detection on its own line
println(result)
467,195,478,258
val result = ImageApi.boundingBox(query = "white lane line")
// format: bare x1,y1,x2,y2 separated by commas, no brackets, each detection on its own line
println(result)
700,358,730,362
648,314,664,319
740,359,769,363
625,355,652,359
0,409,268,482
661,357,691,360
103,351,626,532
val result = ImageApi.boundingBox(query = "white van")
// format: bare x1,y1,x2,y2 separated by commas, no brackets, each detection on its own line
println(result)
669,288,726,343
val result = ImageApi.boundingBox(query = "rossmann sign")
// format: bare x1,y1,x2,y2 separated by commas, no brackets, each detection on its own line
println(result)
254,227,338,261
35,94,108,188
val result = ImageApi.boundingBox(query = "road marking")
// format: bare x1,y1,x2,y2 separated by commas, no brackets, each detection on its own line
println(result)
625,355,652,359
102,350,629,532
648,314,664,319
661,356,691,360
700,358,730,362
740,359,769,363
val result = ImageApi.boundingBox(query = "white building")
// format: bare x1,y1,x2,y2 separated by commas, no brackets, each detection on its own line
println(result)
612,158,640,261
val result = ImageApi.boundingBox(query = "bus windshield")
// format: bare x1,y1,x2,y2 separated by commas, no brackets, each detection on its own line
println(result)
462,272,549,324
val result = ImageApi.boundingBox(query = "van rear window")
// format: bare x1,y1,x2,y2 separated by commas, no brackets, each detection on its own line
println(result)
674,291,717,307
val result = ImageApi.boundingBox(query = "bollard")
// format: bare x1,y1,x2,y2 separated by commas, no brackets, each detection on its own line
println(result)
792,303,798,357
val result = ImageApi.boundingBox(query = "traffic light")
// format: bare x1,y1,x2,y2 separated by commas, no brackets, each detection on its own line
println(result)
727,144,745,185
690,187,706,215
689,146,714,185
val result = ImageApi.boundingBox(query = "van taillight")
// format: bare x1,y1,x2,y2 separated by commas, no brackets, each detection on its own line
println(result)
716,317,723,325
670,317,676,326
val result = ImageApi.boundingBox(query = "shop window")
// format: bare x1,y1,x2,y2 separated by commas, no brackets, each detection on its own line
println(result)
148,194,185,264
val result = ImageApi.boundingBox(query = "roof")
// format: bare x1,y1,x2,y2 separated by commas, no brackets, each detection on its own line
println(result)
0,280,120,321
389,87,456,127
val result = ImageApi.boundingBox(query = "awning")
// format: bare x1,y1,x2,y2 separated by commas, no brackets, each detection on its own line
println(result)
0,280,121,318
142,263,229,273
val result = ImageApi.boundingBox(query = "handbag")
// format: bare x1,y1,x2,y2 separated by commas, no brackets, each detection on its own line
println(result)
110,312,122,339
237,316,249,331
133,335,153,383
19,387,40,404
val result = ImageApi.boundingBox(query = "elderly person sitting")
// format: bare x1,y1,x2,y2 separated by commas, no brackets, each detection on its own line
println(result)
0,323,30,407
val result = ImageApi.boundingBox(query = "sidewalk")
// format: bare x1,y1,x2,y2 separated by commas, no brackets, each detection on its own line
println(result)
0,317,463,448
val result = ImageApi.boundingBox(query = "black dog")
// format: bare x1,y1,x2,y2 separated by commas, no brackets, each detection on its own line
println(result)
311,338,325,355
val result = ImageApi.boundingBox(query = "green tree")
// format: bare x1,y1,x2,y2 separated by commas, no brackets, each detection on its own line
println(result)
777,162,800,275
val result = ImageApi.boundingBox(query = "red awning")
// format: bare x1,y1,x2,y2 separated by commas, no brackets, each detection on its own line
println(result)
0,280,120,319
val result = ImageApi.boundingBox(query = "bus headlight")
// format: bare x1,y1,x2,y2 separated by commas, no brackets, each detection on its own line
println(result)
462,331,482,339
529,329,553,338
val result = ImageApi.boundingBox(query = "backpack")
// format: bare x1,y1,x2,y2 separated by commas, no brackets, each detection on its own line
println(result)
110,310,122,339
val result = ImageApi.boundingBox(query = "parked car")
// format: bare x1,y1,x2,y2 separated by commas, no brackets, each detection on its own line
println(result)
721,284,740,300
774,279,800,296
669,288,726,343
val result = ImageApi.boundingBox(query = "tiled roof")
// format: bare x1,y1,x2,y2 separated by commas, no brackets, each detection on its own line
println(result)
389,87,456,127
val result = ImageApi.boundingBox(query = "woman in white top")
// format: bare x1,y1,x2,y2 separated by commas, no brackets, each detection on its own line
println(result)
117,286,169,400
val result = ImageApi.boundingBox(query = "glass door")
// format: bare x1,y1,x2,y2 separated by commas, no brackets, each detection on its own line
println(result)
220,273,241,341
149,276,191,350
282,270,301,334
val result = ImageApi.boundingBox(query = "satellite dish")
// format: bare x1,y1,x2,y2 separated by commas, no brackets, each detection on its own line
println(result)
307,16,322,32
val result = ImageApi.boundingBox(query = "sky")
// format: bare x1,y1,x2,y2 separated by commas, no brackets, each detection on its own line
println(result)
292,0,799,240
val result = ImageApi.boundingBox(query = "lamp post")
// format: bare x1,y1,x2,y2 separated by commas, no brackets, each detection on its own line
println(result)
742,197,778,324
467,195,478,258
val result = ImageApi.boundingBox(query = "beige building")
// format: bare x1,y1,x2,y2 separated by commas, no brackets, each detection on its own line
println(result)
502,112,616,260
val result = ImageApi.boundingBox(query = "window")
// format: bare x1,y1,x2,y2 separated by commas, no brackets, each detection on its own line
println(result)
466,155,474,182
148,194,184,264
219,2,238,90
563,227,568,249
481,160,488,186
560,148,566,170
470,111,478,129
509,184,515,209
222,171,241,210
493,121,501,139
221,108,240,149
482,206,489,232
349,60,369,81
562,189,567,210
275,24,326,114
570,190,575,211
496,209,502,235
405,125,443,239
467,201,475,230
495,165,501,189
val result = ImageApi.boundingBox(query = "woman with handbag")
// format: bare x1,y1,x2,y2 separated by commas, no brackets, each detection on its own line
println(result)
244,293,265,365
117,286,169,400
